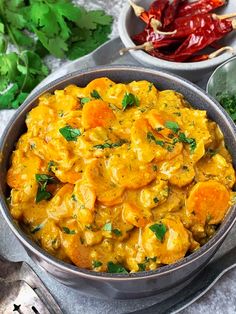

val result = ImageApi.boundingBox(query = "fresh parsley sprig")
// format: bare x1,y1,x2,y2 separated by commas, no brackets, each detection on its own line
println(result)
0,0,113,109
35,174,56,203
149,223,167,242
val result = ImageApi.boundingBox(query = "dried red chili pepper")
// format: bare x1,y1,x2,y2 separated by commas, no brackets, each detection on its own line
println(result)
149,18,236,62
127,13,233,54
129,0,176,35
188,46,234,62
178,0,226,17
129,0,167,26
163,0,182,28
168,13,218,37
133,13,223,43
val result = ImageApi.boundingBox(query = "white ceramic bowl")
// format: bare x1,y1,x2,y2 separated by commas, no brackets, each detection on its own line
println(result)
118,0,236,81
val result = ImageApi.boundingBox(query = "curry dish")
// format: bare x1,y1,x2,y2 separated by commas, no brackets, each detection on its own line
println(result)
7,78,236,273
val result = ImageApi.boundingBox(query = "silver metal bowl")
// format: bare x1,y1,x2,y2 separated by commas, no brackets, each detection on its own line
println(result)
1,66,236,299
207,55,236,99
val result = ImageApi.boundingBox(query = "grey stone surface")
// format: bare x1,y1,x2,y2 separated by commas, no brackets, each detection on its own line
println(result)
1,1,236,313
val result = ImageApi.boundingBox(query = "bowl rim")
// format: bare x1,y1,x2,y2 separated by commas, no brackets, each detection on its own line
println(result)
1,65,236,281
118,1,235,71
206,55,236,94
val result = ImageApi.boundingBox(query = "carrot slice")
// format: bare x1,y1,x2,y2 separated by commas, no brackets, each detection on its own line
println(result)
82,100,115,130
186,180,230,225
85,77,115,100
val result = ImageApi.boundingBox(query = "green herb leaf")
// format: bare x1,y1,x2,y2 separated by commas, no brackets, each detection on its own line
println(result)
138,263,146,271
145,256,157,262
147,132,164,147
80,97,90,105
164,121,180,134
35,174,55,184
0,1,112,110
91,90,101,99
71,194,77,202
173,112,181,116
36,189,52,203
35,173,56,203
31,223,44,234
218,92,236,123
93,139,127,150
62,227,76,235
178,132,196,153
107,262,128,274
148,83,153,92
112,229,122,236
103,222,112,231
59,125,81,141
92,260,103,268
122,92,139,110
152,165,158,172
48,160,56,172
149,223,167,242
153,197,159,204
103,223,122,236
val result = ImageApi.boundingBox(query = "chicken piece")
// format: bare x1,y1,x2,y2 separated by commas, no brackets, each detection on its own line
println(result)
107,149,156,189
85,159,125,206
142,217,190,264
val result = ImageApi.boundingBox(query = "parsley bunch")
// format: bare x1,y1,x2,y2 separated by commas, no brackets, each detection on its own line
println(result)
0,0,113,109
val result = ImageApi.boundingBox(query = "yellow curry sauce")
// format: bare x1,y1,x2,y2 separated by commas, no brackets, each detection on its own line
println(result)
7,78,236,273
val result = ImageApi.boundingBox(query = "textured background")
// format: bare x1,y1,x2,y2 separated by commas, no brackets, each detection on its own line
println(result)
0,1,236,313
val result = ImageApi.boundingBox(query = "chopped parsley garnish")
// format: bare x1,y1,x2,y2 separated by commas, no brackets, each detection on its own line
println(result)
103,223,122,236
48,160,56,172
59,125,81,141
152,165,158,172
62,227,76,235
153,197,159,204
147,132,164,147
138,256,157,272
217,92,236,123
80,97,90,105
122,92,139,110
103,222,112,231
112,229,122,236
148,83,154,92
92,260,103,268
166,144,174,152
31,223,44,234
71,194,77,202
164,121,180,134
93,139,127,149
138,263,146,271
35,189,52,203
35,174,56,203
107,261,128,274
173,112,181,116
149,223,167,242
145,256,157,263
91,90,101,99
36,174,55,183
178,132,196,153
